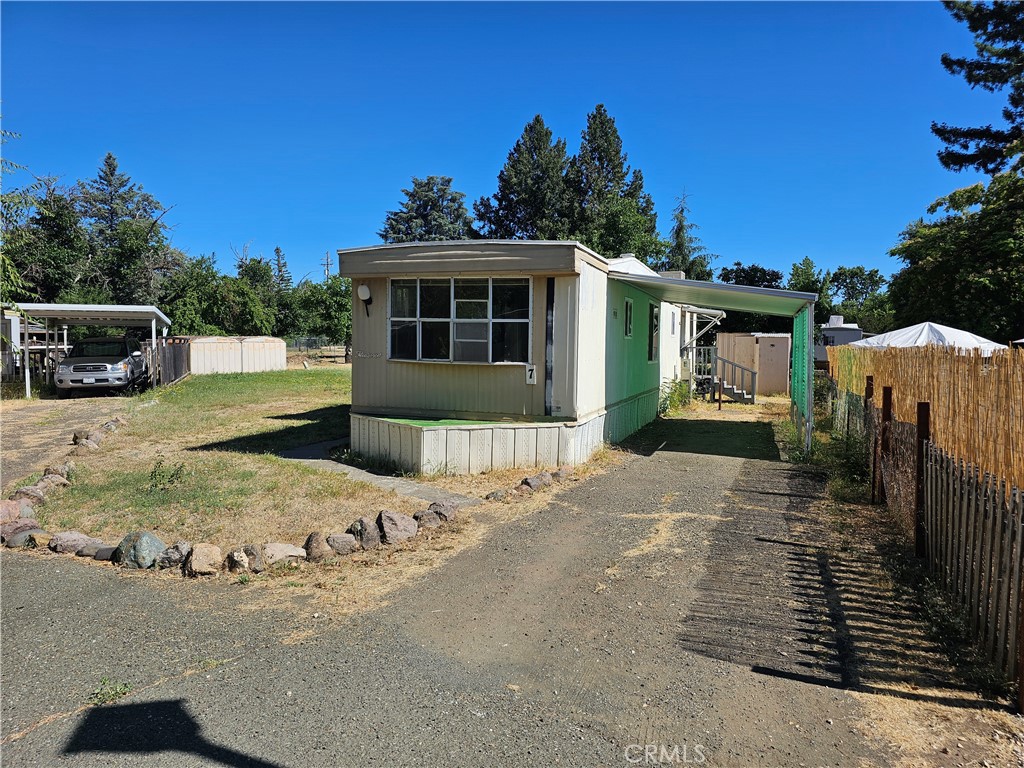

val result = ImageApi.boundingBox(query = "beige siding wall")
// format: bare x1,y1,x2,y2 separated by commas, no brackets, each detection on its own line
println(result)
756,336,791,395
659,303,681,387
573,262,607,419
351,275,578,420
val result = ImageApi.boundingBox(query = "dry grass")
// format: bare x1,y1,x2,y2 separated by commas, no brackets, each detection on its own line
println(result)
33,369,423,548
24,367,595,620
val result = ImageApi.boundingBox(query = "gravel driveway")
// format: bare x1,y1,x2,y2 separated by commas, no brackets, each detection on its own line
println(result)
0,417,890,767
0,395,133,492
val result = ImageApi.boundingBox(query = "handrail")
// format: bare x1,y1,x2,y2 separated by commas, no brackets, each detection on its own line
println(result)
690,345,758,402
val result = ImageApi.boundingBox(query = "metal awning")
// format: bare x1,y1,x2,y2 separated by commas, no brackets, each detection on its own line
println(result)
608,273,816,317
16,303,171,329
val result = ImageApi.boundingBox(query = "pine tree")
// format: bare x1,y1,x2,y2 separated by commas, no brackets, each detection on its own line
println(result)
654,195,717,280
77,153,162,250
931,1,1024,174
474,115,569,240
272,246,293,292
564,105,659,260
379,176,476,243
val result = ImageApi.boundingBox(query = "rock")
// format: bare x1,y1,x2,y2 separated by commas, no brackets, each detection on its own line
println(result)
10,486,46,505
1,517,43,542
241,544,265,573
114,415,129,426
48,531,105,554
156,541,192,569
185,544,222,577
76,544,104,558
522,471,553,491
72,430,91,444
92,546,116,561
86,431,105,445
40,474,71,489
43,462,74,479
4,529,49,548
303,532,334,563
427,500,458,522
551,466,572,483
0,500,22,525
26,531,52,549
378,509,418,544
326,533,358,556
224,548,250,573
16,498,35,518
112,531,167,569
346,516,381,550
515,483,534,495
73,440,100,453
262,543,305,566
414,510,441,529
484,490,507,502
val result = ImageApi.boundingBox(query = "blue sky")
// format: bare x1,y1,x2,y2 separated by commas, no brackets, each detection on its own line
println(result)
1,1,1002,285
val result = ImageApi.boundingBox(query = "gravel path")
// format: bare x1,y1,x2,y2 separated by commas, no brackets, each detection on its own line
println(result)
0,395,132,493
0,418,889,767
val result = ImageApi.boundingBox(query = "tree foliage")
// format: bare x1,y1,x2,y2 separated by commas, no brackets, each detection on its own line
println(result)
890,1,1024,342
931,1,1024,174
379,176,476,243
889,172,1024,341
4,150,353,343
650,195,717,280
474,115,569,240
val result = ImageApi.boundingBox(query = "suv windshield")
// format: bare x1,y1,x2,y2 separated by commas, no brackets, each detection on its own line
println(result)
69,340,129,358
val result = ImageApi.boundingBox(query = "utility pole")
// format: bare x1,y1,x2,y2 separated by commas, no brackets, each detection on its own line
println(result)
322,252,332,278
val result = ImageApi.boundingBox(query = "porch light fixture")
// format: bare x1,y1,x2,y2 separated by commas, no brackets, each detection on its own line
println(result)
357,284,372,316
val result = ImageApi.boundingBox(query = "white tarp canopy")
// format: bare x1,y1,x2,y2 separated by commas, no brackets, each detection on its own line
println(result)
849,322,1007,353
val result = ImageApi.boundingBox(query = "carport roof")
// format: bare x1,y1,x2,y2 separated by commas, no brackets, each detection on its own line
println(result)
608,273,816,318
15,303,171,329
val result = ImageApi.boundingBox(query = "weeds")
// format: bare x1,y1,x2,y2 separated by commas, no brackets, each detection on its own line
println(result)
88,677,132,706
147,459,186,493
658,379,692,414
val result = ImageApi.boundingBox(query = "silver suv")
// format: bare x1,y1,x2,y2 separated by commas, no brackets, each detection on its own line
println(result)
56,337,148,398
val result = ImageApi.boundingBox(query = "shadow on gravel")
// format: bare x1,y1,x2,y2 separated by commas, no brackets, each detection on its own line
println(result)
189,404,351,456
64,699,282,767
676,459,991,709
622,417,781,461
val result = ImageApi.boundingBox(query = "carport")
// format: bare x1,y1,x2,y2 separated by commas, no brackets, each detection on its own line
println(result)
608,273,817,452
13,303,171,398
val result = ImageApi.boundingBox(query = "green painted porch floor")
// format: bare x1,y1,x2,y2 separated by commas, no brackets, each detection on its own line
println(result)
380,417,503,428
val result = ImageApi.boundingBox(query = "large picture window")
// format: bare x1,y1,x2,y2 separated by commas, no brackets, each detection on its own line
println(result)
389,277,531,363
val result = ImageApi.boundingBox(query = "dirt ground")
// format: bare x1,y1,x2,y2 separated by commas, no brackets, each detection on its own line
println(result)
0,393,133,493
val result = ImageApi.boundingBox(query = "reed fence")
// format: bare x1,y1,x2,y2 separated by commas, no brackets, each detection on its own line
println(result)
827,346,1023,491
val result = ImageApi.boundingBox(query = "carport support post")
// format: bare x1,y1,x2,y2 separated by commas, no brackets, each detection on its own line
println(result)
915,402,930,559
22,314,30,398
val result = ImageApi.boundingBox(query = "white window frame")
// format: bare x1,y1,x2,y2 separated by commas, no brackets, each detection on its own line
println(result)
624,298,634,338
387,276,532,365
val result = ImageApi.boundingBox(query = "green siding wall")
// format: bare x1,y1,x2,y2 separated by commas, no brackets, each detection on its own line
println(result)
605,280,661,405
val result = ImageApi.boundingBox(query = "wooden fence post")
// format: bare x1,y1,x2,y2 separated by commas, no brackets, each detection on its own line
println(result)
867,376,878,503
915,402,930,558
878,386,893,504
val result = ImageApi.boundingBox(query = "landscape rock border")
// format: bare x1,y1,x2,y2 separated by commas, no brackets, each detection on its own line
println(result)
3,406,572,581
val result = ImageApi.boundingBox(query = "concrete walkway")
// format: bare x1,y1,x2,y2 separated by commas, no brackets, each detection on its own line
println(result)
278,439,481,507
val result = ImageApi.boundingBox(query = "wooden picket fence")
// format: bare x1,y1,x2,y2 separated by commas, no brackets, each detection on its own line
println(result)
925,445,1023,682
827,346,1024,707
